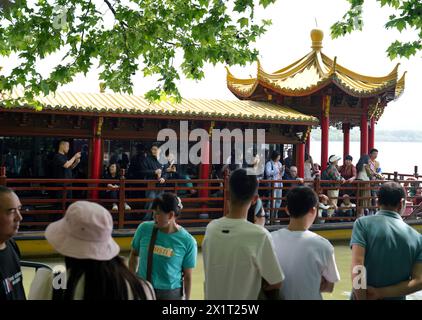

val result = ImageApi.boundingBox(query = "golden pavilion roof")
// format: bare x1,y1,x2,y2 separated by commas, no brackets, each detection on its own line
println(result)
227,29,406,100
1,88,318,124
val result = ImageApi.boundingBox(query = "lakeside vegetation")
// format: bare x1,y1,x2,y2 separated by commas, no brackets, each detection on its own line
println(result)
311,129,422,142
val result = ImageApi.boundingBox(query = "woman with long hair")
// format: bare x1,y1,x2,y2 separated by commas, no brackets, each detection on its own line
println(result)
29,201,155,300
356,155,372,217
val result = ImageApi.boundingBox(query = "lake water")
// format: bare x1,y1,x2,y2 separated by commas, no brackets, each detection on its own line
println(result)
309,141,422,174
22,243,422,300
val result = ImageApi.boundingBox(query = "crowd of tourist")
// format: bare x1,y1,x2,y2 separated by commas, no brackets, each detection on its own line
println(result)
1,168,421,301
27,138,418,226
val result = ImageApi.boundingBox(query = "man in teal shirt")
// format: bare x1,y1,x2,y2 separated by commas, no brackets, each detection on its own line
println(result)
351,182,422,300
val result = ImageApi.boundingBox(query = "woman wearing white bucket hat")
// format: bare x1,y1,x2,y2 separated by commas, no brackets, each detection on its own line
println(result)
321,155,345,217
28,201,155,300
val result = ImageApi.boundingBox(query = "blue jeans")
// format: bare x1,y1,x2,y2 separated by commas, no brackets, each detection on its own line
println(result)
272,188,282,218
143,189,163,221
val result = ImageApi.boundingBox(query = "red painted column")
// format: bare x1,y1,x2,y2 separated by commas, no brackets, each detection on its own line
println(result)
199,122,211,202
91,117,103,199
296,143,305,178
360,100,369,157
368,117,375,152
305,135,311,155
342,123,350,161
321,95,330,171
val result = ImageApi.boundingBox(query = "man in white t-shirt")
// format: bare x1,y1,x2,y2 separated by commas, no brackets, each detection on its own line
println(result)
272,186,340,300
202,169,284,300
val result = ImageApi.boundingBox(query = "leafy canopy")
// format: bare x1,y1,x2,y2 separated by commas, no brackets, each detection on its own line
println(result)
0,0,275,106
331,0,422,59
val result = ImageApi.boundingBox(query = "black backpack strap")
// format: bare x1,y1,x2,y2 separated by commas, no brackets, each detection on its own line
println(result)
146,226,159,283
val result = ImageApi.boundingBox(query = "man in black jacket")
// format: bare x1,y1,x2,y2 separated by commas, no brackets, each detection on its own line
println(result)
140,143,168,220
0,186,25,300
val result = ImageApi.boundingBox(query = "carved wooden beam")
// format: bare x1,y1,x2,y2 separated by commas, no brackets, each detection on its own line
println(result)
112,117,121,130
47,114,56,128
136,118,145,131
74,115,82,129
18,113,29,127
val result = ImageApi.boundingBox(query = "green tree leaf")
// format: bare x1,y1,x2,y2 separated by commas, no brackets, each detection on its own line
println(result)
0,0,276,105
332,0,422,59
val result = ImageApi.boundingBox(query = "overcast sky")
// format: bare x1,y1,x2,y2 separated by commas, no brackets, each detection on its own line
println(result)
6,0,422,130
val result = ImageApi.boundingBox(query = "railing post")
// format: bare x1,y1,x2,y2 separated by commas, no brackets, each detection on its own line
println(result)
223,169,229,216
118,169,126,229
356,180,361,218
415,166,419,178
394,171,398,182
0,166,6,186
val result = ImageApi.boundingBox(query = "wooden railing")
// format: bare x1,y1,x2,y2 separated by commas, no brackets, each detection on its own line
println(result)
1,166,421,230
383,166,421,181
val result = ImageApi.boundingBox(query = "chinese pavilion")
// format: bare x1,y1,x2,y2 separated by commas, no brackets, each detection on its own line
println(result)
226,29,406,175
0,87,317,196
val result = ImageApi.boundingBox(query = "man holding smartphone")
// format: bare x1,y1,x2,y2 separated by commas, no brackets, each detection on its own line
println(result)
52,139,81,201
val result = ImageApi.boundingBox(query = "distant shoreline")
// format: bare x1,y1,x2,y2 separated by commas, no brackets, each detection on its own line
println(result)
311,130,422,143
312,140,422,142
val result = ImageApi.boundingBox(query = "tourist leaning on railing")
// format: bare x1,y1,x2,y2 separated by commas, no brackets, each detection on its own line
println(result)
28,201,155,300
128,193,197,300
304,153,315,183
356,155,372,217
321,155,345,217
0,186,25,301
339,155,357,198
264,151,285,217
140,143,168,221
282,165,304,190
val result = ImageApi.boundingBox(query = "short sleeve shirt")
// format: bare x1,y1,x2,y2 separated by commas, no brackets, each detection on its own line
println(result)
53,153,72,179
202,217,284,300
131,222,197,290
272,229,340,300
351,210,422,300
0,239,26,300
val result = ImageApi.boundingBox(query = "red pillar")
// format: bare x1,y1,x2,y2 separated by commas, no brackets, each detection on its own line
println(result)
368,117,375,152
321,96,330,171
199,122,211,201
91,117,103,199
305,135,311,155
360,100,369,157
342,123,350,161
296,143,305,178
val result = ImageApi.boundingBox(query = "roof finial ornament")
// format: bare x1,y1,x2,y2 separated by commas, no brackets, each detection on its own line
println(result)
310,28,323,51
331,56,337,74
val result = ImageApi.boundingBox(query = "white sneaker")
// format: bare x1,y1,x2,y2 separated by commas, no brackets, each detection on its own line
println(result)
124,203,131,210
112,203,118,211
